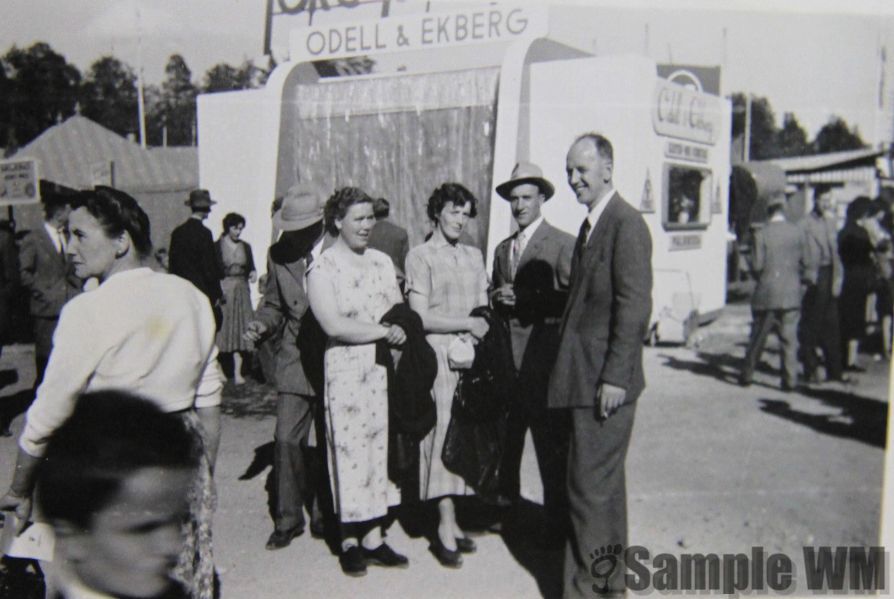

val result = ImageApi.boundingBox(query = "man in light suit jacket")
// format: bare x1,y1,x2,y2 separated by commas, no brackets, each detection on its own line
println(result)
244,183,333,550
169,189,224,327
19,195,80,389
547,134,653,598
490,161,574,543
740,191,813,390
368,198,410,289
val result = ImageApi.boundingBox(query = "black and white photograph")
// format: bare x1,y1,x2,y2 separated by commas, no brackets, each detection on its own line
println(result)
0,0,891,597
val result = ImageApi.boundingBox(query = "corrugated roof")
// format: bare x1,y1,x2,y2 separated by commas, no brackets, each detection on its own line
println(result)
10,115,198,193
754,147,885,173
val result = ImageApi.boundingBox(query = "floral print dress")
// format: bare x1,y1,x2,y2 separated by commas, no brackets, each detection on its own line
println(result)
312,246,403,523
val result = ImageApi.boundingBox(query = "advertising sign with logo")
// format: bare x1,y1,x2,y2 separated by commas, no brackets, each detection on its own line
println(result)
652,80,723,146
0,158,40,207
290,4,547,62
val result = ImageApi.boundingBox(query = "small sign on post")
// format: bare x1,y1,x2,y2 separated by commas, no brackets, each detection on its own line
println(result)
0,158,40,206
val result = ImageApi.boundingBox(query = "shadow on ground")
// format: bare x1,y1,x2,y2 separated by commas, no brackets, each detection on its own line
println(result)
221,379,277,419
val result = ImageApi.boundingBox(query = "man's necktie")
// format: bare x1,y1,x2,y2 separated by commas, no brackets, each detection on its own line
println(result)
510,231,524,279
575,219,591,261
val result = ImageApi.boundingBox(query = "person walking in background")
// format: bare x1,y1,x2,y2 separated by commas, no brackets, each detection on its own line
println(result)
0,186,223,599
368,197,410,289
739,189,813,390
169,189,224,328
547,133,653,597
307,187,409,577
799,185,848,384
868,198,893,358
405,183,490,569
838,196,877,372
19,194,80,391
244,183,333,551
216,212,257,385
490,161,574,545
36,391,199,599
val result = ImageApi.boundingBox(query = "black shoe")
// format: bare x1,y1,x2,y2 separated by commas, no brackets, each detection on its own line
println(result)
310,516,326,539
340,545,368,577
844,364,866,373
738,376,752,387
455,536,477,554
265,525,304,550
429,537,463,568
363,543,409,568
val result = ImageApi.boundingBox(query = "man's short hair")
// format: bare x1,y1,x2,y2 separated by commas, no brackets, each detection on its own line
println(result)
36,390,199,529
42,194,72,220
573,132,614,164
373,198,390,219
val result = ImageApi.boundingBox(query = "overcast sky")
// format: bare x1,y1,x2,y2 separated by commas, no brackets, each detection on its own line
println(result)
3,0,893,140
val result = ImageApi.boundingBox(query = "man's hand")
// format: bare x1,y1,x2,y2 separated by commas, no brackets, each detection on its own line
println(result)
243,320,267,344
596,383,626,420
0,492,32,535
384,324,406,346
494,284,516,307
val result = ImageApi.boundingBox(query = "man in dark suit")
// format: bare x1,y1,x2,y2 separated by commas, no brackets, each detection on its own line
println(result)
491,162,574,542
244,183,332,550
547,133,653,597
368,198,410,288
19,195,80,390
740,190,813,390
169,189,224,327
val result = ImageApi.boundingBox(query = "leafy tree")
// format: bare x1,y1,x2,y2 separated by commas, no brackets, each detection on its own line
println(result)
730,92,778,160
202,59,272,94
776,112,809,158
147,54,197,146
2,42,81,147
79,56,139,138
812,116,866,154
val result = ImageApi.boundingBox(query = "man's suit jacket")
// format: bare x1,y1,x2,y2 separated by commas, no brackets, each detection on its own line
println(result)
252,243,325,397
801,212,843,297
548,193,653,409
19,226,80,318
750,218,811,311
369,219,410,284
169,218,223,304
491,221,574,405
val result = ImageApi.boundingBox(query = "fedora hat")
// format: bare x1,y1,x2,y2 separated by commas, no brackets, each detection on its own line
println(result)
496,161,555,201
185,189,216,209
273,183,325,232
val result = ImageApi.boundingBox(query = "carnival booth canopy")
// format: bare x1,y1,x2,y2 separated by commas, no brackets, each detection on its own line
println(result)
9,115,198,248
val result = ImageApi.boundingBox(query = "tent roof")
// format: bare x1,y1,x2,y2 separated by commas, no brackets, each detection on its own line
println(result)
753,147,884,174
11,115,197,193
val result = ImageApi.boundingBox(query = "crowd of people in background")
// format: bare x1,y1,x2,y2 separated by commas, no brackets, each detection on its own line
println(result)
0,127,889,598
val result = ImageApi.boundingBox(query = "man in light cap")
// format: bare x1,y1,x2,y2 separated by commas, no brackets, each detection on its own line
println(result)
169,189,224,327
490,161,575,543
739,188,814,390
244,183,334,549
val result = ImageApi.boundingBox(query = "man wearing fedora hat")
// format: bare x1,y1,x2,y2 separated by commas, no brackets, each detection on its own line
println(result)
490,161,575,542
169,189,224,327
244,183,334,550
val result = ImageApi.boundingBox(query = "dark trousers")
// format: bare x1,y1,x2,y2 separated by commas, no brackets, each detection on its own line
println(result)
564,402,636,598
799,266,843,380
501,397,570,534
273,392,320,531
740,308,799,387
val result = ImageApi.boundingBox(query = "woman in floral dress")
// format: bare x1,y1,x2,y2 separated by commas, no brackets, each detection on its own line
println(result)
405,183,490,568
307,186,409,577
215,212,256,384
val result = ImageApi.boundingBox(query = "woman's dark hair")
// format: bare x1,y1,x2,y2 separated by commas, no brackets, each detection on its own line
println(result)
846,196,873,223
72,186,152,259
426,183,478,222
323,187,373,236
36,390,199,529
222,212,246,233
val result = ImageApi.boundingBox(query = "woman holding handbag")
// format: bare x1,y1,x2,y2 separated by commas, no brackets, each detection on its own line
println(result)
405,183,490,568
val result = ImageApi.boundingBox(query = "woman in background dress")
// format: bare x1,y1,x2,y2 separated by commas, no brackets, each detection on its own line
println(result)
216,212,256,385
307,186,409,577
405,183,490,568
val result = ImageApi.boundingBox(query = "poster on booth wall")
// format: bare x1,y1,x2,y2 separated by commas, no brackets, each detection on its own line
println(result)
0,158,40,207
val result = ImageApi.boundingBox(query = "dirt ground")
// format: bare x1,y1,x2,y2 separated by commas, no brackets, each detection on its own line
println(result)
0,302,888,597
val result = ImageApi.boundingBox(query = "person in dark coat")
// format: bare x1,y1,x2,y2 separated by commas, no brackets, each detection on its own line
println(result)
368,198,410,289
838,196,877,372
490,161,574,544
169,189,224,327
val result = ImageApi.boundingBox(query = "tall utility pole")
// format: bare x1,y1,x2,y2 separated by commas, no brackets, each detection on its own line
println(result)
136,6,147,148
743,94,752,162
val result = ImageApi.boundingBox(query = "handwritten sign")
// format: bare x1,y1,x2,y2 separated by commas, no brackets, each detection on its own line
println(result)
665,141,709,164
290,5,547,62
652,80,723,146
0,158,40,206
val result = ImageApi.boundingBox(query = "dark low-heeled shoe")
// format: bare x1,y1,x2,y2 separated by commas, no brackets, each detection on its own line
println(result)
339,545,367,577
265,525,304,550
430,537,463,568
363,543,409,568
455,536,476,554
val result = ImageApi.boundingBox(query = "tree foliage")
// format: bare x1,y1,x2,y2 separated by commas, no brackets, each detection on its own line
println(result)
146,54,198,146
79,56,139,139
812,116,866,154
776,112,809,158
